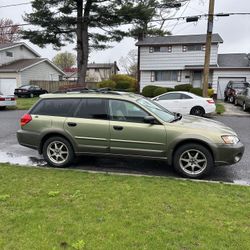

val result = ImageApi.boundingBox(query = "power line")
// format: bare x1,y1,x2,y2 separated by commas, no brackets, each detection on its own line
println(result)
0,2,31,9
0,12,250,29
170,1,191,32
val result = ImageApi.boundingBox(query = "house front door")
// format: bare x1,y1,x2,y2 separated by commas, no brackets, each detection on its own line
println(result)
192,71,202,88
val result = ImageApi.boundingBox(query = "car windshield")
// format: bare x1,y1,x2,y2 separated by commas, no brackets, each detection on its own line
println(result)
137,97,175,123
20,85,31,89
232,83,246,89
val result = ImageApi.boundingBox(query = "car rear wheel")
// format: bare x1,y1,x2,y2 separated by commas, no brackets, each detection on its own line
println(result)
43,136,74,168
234,99,238,106
173,143,213,178
190,106,205,116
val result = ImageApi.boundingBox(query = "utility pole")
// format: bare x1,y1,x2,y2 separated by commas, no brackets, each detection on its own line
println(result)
203,0,215,97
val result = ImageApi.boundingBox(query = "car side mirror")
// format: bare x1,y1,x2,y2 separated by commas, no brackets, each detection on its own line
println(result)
144,116,156,124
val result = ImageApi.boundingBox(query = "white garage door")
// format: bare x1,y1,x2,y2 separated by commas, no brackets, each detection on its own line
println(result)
0,78,17,95
217,77,246,99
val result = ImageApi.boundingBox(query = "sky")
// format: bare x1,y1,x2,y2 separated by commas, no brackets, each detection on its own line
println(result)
0,0,250,66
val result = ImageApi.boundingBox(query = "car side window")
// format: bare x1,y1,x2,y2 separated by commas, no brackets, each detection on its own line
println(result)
75,98,108,120
109,99,149,123
181,94,192,99
158,93,181,100
30,98,80,117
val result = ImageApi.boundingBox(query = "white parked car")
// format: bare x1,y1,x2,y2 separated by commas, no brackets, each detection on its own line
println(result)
152,91,216,116
0,92,16,109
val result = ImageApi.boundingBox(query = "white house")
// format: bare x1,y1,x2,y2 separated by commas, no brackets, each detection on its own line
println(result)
0,43,65,95
136,34,250,99
64,62,119,82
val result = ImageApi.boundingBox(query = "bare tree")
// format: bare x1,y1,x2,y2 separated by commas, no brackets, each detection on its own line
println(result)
119,50,138,78
0,18,21,44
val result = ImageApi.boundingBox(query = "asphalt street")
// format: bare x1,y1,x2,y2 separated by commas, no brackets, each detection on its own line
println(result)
0,109,249,185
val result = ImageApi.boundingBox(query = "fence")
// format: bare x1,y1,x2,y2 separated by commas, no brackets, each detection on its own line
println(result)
30,80,99,92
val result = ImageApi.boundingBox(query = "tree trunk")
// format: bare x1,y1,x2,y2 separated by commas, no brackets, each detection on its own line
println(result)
76,0,92,86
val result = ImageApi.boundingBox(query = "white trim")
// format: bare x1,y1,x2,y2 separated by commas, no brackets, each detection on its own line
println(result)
0,43,41,57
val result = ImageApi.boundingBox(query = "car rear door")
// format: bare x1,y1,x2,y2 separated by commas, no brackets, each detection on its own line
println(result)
108,99,167,158
64,98,110,153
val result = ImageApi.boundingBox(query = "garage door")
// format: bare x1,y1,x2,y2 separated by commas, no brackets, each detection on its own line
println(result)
0,78,17,95
217,77,246,99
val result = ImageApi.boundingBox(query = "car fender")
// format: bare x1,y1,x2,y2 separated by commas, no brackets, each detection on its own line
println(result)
38,128,77,154
167,133,216,166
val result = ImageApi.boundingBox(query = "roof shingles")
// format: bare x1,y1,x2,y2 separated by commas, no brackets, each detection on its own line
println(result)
0,58,45,72
136,33,223,46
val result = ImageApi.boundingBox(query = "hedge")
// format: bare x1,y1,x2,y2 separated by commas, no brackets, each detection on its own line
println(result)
142,85,159,97
174,84,192,91
98,80,116,89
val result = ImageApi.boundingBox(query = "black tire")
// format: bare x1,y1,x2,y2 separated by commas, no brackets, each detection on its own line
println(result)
242,103,248,112
173,143,213,179
234,98,238,106
42,136,74,168
190,106,205,116
224,96,228,102
228,96,234,103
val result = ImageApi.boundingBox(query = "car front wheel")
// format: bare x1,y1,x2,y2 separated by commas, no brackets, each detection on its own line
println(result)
229,96,234,103
173,143,213,178
43,136,74,167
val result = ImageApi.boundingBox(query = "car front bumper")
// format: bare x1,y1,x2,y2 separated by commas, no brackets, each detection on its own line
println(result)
214,142,245,166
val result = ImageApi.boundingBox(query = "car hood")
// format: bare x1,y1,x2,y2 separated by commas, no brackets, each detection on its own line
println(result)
172,115,237,136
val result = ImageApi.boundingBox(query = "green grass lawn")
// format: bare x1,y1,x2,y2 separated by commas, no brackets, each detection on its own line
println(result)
0,164,249,250
8,97,39,110
216,103,225,115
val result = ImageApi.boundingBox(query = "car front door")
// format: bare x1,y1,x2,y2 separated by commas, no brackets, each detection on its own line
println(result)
64,98,110,153
108,99,167,158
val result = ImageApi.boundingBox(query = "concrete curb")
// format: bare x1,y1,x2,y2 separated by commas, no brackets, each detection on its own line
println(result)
10,163,250,187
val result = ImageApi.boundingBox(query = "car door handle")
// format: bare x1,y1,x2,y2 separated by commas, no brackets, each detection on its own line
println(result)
67,122,77,127
113,126,123,131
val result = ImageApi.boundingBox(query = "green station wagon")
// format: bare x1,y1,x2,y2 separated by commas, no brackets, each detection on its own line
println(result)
17,93,244,178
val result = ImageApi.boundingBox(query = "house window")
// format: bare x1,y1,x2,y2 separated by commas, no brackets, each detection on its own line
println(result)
6,51,13,57
202,45,206,51
153,71,178,82
149,46,172,53
183,45,203,52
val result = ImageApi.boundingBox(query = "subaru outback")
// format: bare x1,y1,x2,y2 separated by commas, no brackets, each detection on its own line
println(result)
17,93,244,179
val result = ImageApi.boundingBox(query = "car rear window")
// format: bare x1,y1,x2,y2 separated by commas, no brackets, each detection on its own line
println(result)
30,98,80,117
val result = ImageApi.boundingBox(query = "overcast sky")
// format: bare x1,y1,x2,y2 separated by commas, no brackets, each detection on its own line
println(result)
0,0,250,65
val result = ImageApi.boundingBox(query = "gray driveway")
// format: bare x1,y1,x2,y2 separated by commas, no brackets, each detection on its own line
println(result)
0,109,249,185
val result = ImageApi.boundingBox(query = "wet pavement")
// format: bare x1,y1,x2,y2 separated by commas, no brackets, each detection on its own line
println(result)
0,109,249,185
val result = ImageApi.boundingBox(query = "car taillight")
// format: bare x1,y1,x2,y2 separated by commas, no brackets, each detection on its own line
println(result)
0,97,5,101
11,97,15,101
20,114,32,126
207,100,215,104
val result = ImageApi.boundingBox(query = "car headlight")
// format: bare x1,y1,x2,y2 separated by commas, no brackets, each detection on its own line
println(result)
221,135,239,144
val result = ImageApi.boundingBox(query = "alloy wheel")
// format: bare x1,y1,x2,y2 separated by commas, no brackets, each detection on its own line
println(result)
179,149,207,176
47,141,69,164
